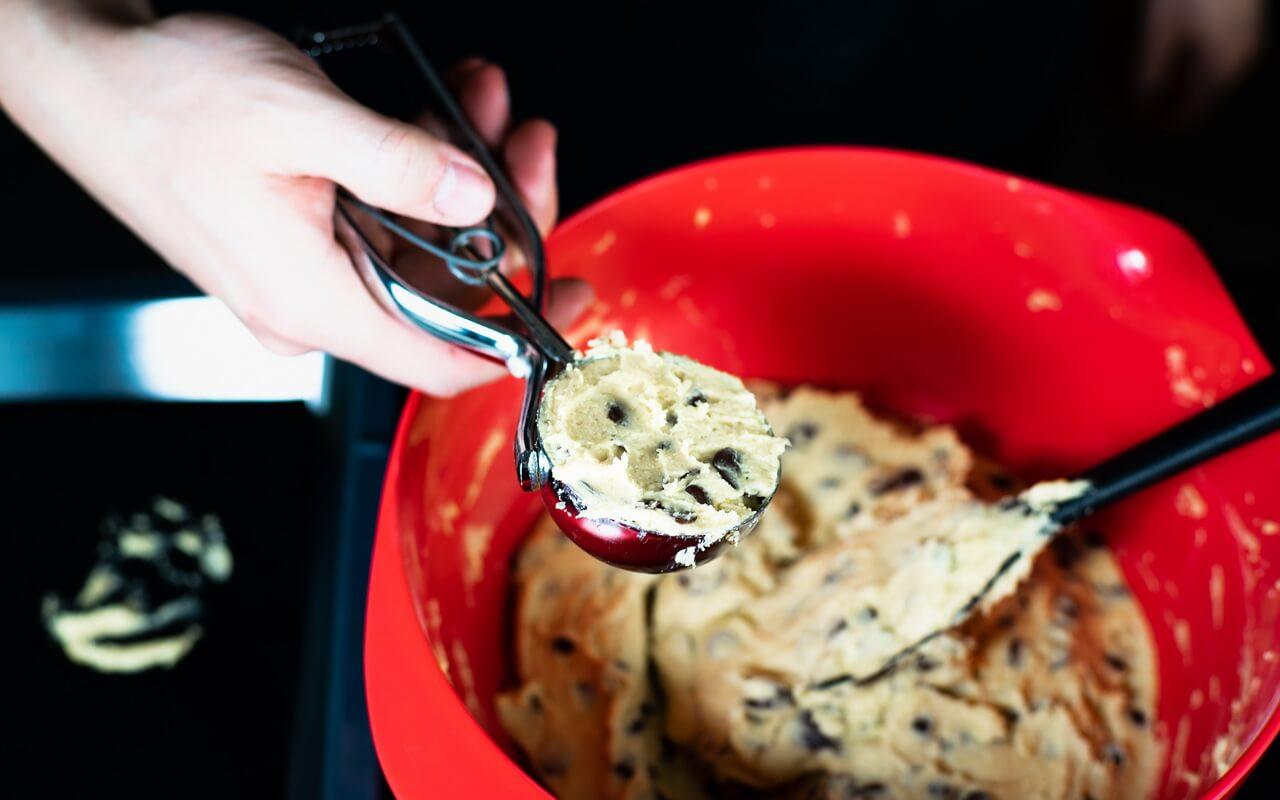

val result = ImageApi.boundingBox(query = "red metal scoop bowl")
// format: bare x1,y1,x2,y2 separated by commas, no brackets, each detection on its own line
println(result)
366,148,1280,799
541,481,758,572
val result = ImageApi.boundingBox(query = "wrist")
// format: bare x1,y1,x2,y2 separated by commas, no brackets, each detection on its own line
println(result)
0,1,151,109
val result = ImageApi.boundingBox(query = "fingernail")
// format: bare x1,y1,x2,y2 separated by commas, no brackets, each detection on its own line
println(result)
434,161,493,221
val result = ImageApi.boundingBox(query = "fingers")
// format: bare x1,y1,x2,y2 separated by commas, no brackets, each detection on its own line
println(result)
453,61,510,147
504,119,559,236
542,278,595,331
315,242,509,395
279,90,496,226
1137,0,1184,95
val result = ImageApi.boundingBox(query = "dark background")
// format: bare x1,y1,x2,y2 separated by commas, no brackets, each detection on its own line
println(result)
2,1,1277,797
4,0,1276,350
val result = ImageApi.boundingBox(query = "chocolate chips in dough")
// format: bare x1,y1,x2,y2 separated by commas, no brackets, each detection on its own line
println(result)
538,332,787,541
501,387,1162,800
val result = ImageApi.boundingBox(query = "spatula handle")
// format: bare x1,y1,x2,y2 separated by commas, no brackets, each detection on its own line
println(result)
1053,372,1280,525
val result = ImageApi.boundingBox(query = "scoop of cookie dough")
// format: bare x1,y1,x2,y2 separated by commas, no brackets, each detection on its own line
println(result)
538,332,787,539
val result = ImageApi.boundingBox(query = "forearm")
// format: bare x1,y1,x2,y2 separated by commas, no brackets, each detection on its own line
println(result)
0,0,151,124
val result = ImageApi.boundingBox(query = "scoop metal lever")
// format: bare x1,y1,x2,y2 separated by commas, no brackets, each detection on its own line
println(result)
304,14,573,491
305,15,778,572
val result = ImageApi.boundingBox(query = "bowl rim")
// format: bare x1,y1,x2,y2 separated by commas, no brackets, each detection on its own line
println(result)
365,145,1279,800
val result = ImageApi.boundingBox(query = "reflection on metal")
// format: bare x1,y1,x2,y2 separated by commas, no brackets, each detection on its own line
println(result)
0,297,328,407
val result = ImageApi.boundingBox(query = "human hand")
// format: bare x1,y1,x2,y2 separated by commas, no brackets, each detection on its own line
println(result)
0,7,590,395
1138,0,1268,118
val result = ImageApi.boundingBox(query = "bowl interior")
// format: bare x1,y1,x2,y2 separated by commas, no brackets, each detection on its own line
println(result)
367,149,1280,800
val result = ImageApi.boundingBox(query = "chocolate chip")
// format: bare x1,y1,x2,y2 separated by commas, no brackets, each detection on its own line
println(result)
685,390,708,406
869,467,924,495
711,448,743,489
997,706,1020,724
612,760,636,780
797,710,840,752
550,636,575,654
1055,595,1080,621
830,619,848,637
626,716,646,735
666,411,678,427
529,694,542,713
846,502,862,518
962,792,992,800
607,402,628,424
1104,743,1125,766
656,440,673,451
916,654,938,672
744,494,766,511
987,472,1015,491
1104,653,1129,672
859,606,879,621
911,715,933,735
1007,637,1024,668
853,783,888,798
1128,707,1148,726
686,484,711,504
786,422,820,445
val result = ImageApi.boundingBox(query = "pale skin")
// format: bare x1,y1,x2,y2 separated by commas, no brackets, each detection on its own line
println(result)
0,0,592,396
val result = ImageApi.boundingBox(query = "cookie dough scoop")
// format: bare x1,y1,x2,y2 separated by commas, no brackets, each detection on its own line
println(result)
319,19,782,571
339,217,781,571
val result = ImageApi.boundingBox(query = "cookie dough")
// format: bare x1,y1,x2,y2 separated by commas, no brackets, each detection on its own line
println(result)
501,388,1161,800
496,515,664,800
538,332,787,539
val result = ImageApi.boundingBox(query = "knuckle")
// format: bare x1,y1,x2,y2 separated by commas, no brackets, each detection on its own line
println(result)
374,124,444,186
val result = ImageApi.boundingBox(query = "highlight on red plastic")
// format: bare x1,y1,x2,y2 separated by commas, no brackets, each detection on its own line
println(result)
365,148,1279,800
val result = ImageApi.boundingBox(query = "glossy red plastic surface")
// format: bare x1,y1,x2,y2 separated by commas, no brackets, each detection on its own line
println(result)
366,148,1280,799
541,481,742,573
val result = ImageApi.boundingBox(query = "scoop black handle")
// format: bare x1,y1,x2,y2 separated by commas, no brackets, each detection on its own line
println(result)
1052,372,1280,525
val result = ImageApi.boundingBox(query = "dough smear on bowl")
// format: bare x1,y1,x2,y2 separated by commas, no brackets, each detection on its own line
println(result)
538,332,788,541
501,386,1162,800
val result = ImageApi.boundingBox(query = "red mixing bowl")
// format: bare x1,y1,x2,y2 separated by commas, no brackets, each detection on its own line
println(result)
365,148,1280,799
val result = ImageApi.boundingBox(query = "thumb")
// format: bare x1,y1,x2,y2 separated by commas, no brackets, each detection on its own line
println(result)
279,90,496,225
